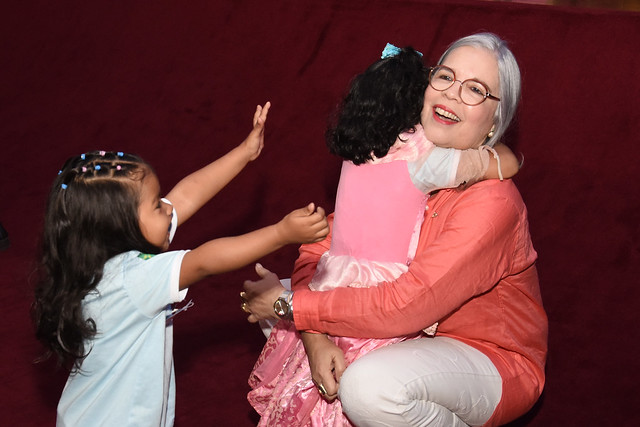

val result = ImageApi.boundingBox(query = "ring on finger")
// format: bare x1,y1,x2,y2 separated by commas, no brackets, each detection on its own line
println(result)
317,383,328,396
241,302,251,313
240,291,247,301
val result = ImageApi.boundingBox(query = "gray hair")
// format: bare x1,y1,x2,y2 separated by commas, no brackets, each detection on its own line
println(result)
438,32,521,147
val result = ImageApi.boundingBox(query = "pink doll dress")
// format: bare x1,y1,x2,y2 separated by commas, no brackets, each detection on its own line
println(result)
248,125,485,426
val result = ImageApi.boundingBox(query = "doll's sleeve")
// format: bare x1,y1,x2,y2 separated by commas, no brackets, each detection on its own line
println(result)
408,147,461,193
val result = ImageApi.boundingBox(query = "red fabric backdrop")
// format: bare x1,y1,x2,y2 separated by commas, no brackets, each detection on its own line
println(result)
1,0,639,425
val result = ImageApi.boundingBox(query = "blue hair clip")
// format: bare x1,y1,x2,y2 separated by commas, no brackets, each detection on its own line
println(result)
381,43,401,59
95,165,101,171
81,154,86,160
381,43,423,59
61,183,68,190
117,152,124,157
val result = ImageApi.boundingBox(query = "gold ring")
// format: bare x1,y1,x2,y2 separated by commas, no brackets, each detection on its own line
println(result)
241,302,250,313
240,291,247,300
317,383,327,396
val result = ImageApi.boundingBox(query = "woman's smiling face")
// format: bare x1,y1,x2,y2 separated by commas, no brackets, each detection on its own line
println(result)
421,45,500,150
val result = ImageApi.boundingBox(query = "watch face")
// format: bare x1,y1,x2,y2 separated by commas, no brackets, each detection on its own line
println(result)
274,298,289,317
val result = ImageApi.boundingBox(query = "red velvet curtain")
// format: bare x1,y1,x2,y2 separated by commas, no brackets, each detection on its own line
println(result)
1,1,638,425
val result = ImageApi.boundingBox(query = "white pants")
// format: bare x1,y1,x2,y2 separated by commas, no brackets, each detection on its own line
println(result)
339,337,502,427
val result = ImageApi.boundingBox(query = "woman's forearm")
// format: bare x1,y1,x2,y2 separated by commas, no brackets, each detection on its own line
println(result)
291,187,522,337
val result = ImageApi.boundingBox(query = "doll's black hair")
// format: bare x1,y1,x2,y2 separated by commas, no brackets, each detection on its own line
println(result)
33,151,162,372
326,47,428,165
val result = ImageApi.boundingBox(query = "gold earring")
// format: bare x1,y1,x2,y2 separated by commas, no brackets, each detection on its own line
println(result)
487,130,495,138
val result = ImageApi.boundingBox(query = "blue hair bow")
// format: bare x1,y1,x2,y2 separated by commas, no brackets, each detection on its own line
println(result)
381,43,423,59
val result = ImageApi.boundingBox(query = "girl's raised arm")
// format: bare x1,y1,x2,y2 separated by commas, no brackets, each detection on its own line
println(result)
166,102,270,226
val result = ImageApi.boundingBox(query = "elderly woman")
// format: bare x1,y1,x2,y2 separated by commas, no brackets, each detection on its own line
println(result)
243,33,547,427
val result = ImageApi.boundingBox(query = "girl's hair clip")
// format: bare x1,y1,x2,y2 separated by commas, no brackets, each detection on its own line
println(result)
99,151,106,156
381,43,423,59
80,154,86,160
116,165,122,170
117,152,124,157
61,183,68,190
95,165,101,171
82,166,87,172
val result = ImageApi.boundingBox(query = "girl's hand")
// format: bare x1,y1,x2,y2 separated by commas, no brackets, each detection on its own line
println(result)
302,332,346,401
277,203,329,244
242,101,271,161
243,263,286,323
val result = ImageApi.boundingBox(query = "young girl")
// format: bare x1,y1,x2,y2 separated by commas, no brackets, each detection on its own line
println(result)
32,102,329,426
247,47,520,426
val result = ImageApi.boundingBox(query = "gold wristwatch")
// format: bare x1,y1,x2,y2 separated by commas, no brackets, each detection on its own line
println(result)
273,289,294,320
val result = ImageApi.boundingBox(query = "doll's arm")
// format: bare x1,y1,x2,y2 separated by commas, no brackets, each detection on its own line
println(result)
166,102,270,226
178,203,329,289
484,143,520,180
455,143,520,185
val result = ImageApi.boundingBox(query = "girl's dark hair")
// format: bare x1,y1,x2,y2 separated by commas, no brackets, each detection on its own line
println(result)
33,151,162,372
326,46,428,164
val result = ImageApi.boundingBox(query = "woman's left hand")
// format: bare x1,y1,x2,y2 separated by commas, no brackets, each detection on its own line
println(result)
242,263,285,323
302,332,346,401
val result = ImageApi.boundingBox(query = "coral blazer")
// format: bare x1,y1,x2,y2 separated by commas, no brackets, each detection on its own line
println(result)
291,179,548,426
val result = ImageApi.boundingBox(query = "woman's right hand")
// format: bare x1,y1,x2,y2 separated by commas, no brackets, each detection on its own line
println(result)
302,332,346,402
243,263,286,323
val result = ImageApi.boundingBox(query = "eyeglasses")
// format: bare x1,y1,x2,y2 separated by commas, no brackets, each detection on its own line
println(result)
428,65,500,106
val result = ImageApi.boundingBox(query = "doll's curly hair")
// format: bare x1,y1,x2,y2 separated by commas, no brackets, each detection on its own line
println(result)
32,151,162,372
326,46,428,165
